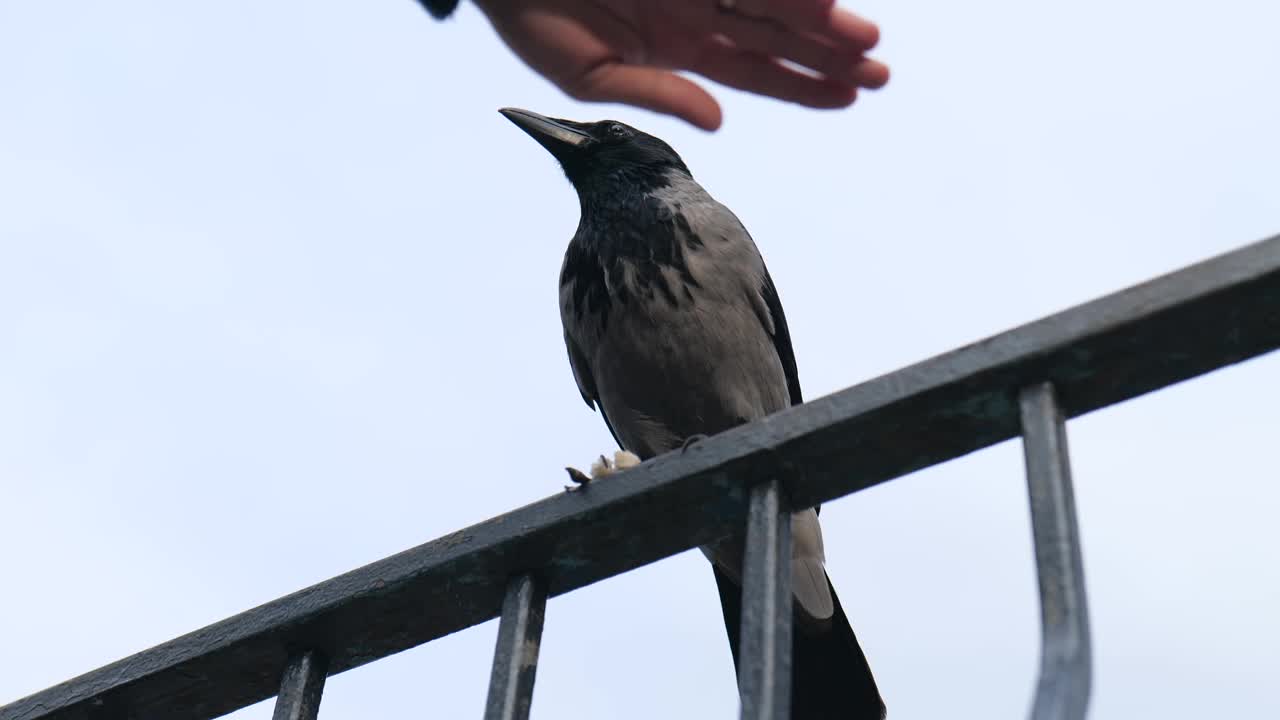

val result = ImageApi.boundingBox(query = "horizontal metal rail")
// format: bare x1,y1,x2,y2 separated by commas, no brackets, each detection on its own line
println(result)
3,232,1279,720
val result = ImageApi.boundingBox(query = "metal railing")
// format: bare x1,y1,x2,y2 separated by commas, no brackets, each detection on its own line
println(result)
4,233,1278,720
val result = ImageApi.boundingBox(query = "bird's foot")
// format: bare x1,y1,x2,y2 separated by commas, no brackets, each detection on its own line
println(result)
564,450,641,491
592,450,642,476
564,466,592,488
681,434,709,453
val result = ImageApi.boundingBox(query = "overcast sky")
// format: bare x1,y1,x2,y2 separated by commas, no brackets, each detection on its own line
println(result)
2,1,1278,718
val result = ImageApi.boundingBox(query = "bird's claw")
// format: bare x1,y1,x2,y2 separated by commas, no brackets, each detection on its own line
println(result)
564,450,641,491
564,466,592,489
681,434,709,453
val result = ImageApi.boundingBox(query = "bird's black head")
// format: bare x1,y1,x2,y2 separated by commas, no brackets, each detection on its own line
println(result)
499,108,691,191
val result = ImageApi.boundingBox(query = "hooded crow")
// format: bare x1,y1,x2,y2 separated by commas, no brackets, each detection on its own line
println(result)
500,107,885,720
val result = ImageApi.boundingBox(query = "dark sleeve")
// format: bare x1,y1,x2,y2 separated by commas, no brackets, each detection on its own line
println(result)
417,0,461,20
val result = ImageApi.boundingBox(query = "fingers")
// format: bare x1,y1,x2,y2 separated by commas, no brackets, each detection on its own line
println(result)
692,37,857,109
824,6,881,50
569,61,724,131
529,1,886,130
715,12,888,88
728,0,879,49
853,54,890,89
729,0,835,30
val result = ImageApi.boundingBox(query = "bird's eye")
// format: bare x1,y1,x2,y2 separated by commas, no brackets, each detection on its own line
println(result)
607,123,629,138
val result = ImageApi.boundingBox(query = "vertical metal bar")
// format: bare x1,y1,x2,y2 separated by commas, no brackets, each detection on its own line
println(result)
738,479,793,720
1019,383,1092,720
271,650,328,720
484,574,548,720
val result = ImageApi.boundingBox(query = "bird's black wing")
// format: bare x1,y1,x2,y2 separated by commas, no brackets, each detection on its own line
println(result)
758,263,814,513
564,331,624,449
759,266,803,407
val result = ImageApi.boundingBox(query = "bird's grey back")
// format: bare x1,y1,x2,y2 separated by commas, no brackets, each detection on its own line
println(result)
560,170,790,458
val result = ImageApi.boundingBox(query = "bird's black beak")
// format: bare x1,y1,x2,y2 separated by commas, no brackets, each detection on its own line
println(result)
499,107,591,159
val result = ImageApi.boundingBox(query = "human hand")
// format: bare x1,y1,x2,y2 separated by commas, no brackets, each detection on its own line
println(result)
473,0,888,130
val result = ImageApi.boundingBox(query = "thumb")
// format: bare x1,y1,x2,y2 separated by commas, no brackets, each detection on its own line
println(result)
567,62,723,131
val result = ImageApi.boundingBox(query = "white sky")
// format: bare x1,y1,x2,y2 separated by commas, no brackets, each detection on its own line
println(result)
2,1,1278,718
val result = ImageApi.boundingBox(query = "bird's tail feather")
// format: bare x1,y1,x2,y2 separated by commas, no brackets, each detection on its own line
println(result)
713,566,885,719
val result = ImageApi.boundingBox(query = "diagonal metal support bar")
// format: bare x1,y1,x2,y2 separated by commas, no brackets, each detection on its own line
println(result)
1020,383,1091,720
270,650,328,720
738,480,793,720
484,575,547,720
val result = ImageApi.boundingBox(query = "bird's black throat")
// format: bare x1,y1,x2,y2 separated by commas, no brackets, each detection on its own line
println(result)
499,108,707,333
562,169,704,332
